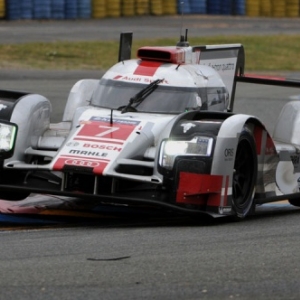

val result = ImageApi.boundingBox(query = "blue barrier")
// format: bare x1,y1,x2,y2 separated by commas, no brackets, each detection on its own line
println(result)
65,0,78,19
6,0,21,20
177,0,191,14
33,0,51,19
190,0,206,14
222,0,233,15
234,0,245,15
207,0,222,14
21,0,33,19
52,0,65,19
77,0,91,19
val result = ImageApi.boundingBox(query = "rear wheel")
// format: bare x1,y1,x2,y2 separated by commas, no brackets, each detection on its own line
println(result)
232,130,257,219
288,198,300,207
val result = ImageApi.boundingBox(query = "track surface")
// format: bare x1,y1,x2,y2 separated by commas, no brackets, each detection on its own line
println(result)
1,16,300,300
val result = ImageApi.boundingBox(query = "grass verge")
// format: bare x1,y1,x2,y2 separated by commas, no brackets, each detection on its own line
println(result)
0,35,299,71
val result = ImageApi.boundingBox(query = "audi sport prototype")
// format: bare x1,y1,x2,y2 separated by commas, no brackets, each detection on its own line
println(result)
0,32,300,219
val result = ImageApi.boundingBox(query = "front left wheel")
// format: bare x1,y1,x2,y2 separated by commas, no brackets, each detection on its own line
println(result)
232,130,257,219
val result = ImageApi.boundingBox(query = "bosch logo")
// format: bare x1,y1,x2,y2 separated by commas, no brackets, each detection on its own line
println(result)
65,159,100,168
224,148,234,157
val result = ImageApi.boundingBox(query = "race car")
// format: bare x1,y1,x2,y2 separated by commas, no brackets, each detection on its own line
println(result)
0,31,299,219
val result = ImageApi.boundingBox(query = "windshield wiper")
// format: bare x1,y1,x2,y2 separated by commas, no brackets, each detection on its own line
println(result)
118,79,163,113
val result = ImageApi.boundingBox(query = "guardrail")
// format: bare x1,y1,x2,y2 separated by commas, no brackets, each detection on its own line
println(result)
1,0,299,20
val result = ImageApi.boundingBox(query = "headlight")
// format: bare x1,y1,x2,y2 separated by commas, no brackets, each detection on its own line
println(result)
159,136,213,170
0,122,18,159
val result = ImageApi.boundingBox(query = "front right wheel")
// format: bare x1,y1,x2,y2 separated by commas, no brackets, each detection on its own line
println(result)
232,130,257,219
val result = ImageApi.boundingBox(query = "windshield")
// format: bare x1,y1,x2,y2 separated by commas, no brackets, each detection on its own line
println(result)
91,79,201,114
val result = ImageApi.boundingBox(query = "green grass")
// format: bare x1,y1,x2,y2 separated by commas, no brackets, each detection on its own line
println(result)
1,35,300,71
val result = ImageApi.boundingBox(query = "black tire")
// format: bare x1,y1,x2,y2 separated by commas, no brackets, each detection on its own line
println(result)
232,130,257,219
0,169,30,201
0,191,30,201
288,198,300,207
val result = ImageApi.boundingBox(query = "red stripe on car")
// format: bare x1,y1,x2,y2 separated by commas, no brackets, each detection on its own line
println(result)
134,61,162,76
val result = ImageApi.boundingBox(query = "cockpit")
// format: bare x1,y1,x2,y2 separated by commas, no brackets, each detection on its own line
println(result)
91,79,229,114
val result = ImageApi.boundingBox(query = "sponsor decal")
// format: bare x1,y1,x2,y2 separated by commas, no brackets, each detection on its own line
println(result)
0,104,7,111
65,159,100,168
181,123,196,133
208,63,235,71
69,150,109,157
82,143,122,151
224,148,234,161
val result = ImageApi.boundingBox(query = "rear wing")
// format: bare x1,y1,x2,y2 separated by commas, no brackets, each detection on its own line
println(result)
235,74,300,110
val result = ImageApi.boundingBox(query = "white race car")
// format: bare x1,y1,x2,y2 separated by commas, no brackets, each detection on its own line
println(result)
0,32,299,219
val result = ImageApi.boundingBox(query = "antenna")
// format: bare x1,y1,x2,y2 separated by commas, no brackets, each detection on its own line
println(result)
176,2,189,47
180,1,184,39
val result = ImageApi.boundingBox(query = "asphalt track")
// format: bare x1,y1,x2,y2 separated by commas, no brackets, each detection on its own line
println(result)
1,16,300,300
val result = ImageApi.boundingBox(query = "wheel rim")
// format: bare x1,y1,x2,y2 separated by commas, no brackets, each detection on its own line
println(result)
233,139,255,208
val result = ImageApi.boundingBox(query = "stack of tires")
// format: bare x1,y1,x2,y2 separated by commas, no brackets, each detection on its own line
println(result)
65,0,78,19
122,0,135,16
286,0,299,17
92,0,106,18
21,0,33,19
260,0,272,16
190,0,206,14
150,0,163,15
6,0,21,20
234,0,246,15
77,0,91,18
207,0,222,14
272,0,286,17
135,0,149,15
33,0,51,19
0,0,4,18
51,0,64,19
177,0,191,14
246,0,260,16
106,0,121,17
163,0,177,15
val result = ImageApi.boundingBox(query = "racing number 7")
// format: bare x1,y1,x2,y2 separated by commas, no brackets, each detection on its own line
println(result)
96,126,119,137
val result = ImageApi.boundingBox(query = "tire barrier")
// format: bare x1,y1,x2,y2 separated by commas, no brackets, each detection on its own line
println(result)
3,0,300,20
21,0,33,19
150,0,163,15
234,0,246,15
177,0,191,14
33,0,51,19
246,0,260,16
190,0,207,14
77,0,91,18
122,0,135,16
52,0,65,19
260,0,272,16
6,0,21,20
222,0,234,15
106,0,121,17
286,0,299,17
0,0,4,18
92,0,106,18
136,0,149,15
163,0,177,15
65,0,78,19
207,0,222,15
272,0,286,17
